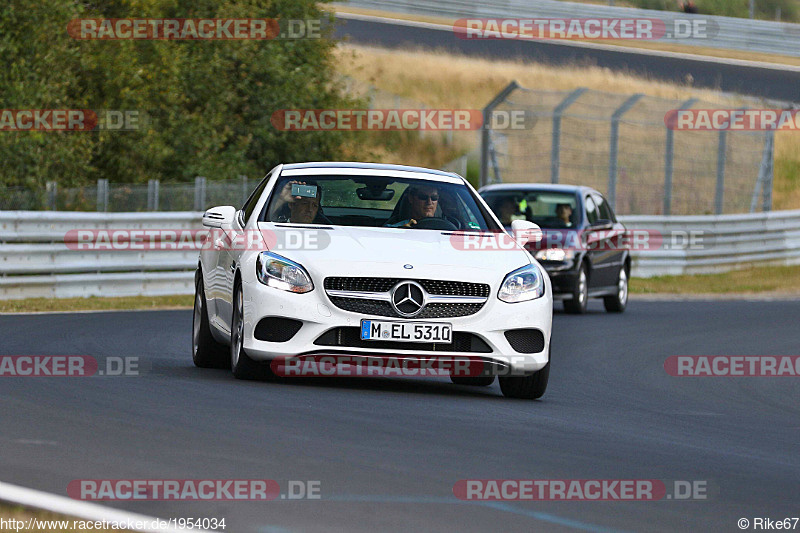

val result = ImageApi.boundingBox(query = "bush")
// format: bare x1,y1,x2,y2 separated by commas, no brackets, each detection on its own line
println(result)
0,0,363,190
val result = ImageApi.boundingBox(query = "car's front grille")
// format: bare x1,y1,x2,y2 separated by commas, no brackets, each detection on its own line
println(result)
324,277,490,319
324,277,490,298
314,327,492,353
327,298,485,319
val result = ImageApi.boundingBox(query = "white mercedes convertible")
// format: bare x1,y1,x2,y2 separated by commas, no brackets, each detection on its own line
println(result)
193,162,552,399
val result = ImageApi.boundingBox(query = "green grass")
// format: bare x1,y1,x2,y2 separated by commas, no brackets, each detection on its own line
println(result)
0,294,192,313
631,264,800,294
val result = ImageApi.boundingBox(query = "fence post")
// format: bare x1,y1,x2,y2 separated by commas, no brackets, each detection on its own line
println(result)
762,130,774,212
551,88,587,184
608,94,643,210
481,81,519,187
194,176,207,211
96,179,109,212
664,98,698,215
46,181,57,210
147,179,160,211
240,175,249,205
715,131,727,214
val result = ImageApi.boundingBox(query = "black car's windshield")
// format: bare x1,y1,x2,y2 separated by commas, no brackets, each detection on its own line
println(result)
482,190,579,229
262,175,500,231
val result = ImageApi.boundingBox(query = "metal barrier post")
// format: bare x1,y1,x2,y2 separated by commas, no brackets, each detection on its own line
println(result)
147,179,160,211
96,179,109,212
608,94,644,210
46,182,57,211
481,81,518,186
240,175,248,205
664,98,698,215
551,88,587,184
715,131,727,214
194,176,206,211
762,130,775,212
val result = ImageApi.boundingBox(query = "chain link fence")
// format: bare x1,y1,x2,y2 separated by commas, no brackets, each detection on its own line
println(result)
0,177,256,212
481,82,774,215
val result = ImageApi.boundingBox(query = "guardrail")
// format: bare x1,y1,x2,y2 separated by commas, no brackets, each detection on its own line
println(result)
1,210,799,299
336,0,800,58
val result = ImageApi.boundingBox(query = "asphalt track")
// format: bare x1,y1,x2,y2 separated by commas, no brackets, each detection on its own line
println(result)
1,299,798,532
334,16,800,103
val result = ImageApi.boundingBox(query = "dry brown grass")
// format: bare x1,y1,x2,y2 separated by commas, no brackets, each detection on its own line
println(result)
335,44,800,210
0,504,118,532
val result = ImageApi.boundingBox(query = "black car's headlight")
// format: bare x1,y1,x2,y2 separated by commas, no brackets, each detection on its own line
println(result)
498,264,545,303
256,252,314,293
534,248,575,262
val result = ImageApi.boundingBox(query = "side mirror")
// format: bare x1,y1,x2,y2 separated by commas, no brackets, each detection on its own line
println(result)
590,219,613,230
511,219,543,244
202,205,236,229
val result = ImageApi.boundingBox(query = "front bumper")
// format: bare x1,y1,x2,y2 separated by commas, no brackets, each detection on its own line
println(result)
240,277,552,374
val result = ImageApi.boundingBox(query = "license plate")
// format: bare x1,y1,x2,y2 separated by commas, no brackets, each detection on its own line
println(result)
360,320,453,343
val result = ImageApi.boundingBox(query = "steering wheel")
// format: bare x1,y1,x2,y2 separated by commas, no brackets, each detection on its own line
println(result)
414,217,458,230
443,214,463,230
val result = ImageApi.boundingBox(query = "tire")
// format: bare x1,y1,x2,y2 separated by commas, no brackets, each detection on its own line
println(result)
563,264,589,314
498,347,550,400
450,375,495,387
192,274,229,369
230,279,262,380
603,264,629,313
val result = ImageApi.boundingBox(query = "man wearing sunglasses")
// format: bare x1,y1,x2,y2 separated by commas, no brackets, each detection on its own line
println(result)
385,184,440,228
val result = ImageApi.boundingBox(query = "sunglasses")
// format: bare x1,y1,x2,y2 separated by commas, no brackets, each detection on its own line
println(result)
414,193,439,202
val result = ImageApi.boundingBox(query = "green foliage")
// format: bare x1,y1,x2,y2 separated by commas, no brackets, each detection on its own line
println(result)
0,0,362,189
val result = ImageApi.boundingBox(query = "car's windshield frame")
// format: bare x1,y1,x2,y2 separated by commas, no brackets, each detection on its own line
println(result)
259,172,503,232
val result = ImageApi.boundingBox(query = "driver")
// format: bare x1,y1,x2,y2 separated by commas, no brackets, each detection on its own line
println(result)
385,184,439,228
556,203,573,227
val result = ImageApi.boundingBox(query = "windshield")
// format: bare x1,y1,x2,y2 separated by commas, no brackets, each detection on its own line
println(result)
482,190,579,229
261,175,500,231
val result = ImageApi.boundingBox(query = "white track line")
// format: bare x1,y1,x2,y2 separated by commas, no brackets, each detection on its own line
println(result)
336,11,800,73
0,481,210,533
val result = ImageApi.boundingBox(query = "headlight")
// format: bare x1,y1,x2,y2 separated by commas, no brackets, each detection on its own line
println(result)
534,248,574,262
256,252,314,293
498,264,545,303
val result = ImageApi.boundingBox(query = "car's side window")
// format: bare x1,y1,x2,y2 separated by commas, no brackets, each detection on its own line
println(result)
584,195,599,225
594,194,615,222
241,173,271,225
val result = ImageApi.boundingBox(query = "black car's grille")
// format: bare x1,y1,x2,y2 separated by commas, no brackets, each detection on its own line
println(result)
324,277,490,319
314,327,492,353
324,277,490,297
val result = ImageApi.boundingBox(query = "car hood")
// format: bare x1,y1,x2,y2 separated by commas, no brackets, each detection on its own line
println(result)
256,223,533,284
